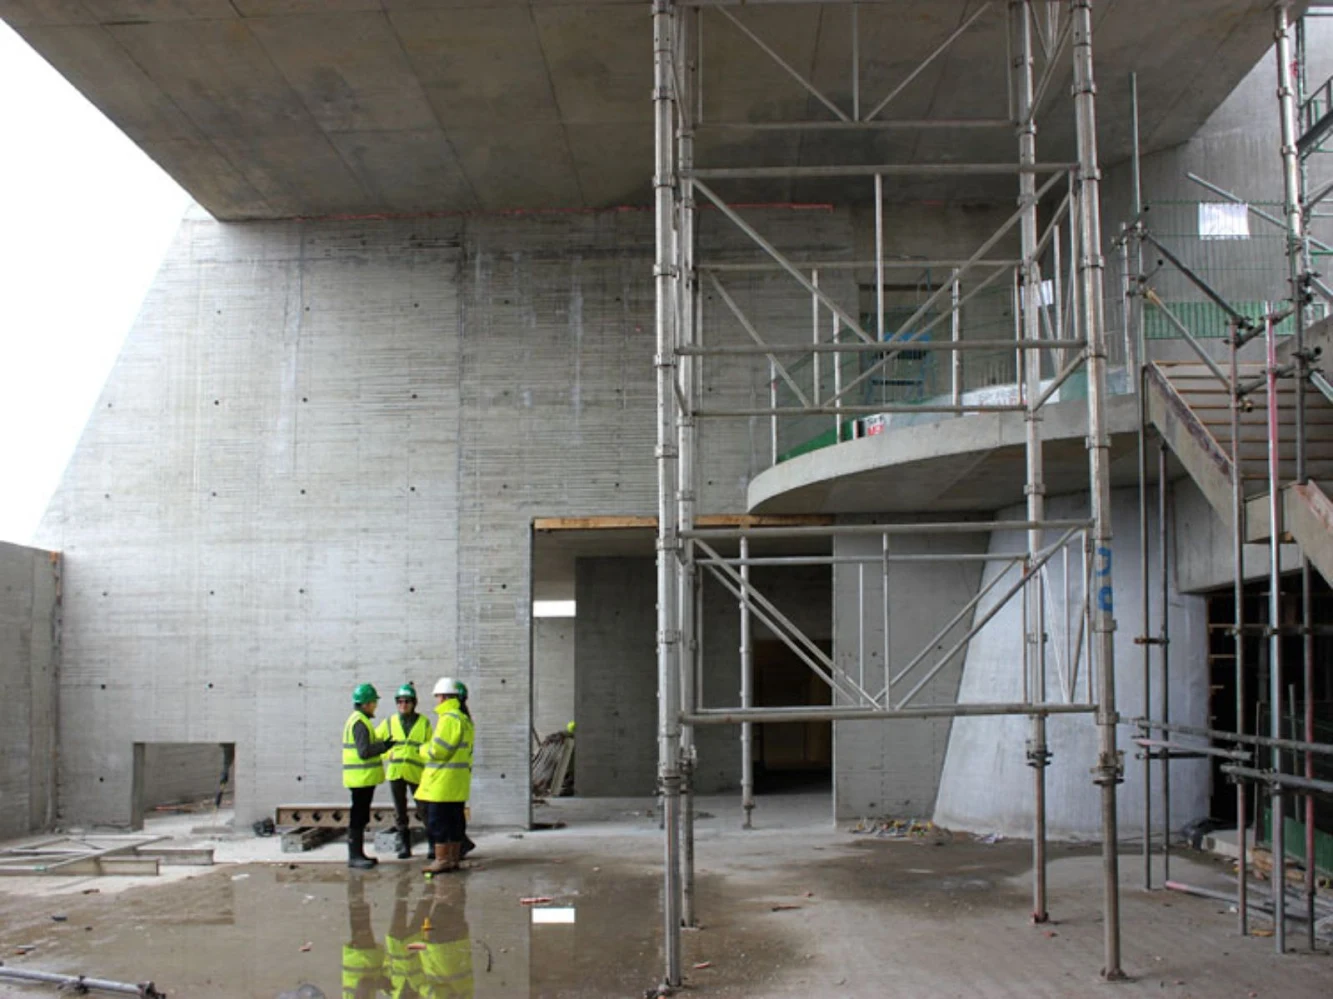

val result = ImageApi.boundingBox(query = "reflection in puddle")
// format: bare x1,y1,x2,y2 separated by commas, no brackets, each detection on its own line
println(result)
0,857,789,999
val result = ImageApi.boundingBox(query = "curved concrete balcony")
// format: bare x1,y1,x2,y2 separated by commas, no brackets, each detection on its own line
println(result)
748,388,1143,516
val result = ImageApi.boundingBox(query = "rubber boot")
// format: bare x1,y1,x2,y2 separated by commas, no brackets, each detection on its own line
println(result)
351,826,378,864
347,829,375,870
422,844,450,876
461,835,476,859
396,825,411,860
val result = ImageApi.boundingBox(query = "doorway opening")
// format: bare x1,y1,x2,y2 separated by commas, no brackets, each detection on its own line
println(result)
751,638,833,794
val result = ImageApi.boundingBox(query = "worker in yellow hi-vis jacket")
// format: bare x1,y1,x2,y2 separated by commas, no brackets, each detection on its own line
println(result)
377,683,432,859
416,677,474,875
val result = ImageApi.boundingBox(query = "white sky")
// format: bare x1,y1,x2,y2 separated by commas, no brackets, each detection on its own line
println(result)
0,22,190,545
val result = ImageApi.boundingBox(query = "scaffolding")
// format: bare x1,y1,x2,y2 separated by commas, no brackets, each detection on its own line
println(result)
1124,1,1333,958
652,0,1125,988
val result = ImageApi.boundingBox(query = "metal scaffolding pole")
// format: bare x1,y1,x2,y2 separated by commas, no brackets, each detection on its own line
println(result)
652,0,683,986
1137,365,1153,890
1012,0,1051,925
1230,324,1250,937
1277,1,1321,951
1263,310,1287,954
1158,441,1171,883
740,536,755,828
677,2,699,933
1270,2,1302,955
1070,0,1124,979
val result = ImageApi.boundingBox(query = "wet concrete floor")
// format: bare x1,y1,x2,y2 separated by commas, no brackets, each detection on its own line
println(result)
0,798,1331,998
0,854,796,998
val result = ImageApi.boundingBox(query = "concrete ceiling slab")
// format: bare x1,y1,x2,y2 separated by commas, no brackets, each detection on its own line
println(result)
392,7,563,128
245,13,440,135
2,0,1303,218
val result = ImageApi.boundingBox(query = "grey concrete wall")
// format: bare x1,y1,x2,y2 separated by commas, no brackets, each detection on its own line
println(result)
533,617,576,740
0,543,60,839
832,528,987,820
1100,19,1333,299
37,205,855,829
934,489,1210,840
1171,476,1302,593
573,558,655,796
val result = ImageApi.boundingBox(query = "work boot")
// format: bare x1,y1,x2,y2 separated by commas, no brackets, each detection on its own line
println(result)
441,842,460,872
347,828,378,869
460,835,476,859
396,826,411,860
422,844,450,876
348,841,375,870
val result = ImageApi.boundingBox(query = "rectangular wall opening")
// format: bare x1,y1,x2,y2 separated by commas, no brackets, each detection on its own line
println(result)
130,742,234,831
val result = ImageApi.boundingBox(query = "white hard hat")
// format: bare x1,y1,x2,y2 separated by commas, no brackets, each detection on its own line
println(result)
433,677,464,697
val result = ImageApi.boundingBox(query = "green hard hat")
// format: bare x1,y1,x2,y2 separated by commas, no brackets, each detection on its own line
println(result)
456,681,468,699
353,682,380,705
396,683,417,701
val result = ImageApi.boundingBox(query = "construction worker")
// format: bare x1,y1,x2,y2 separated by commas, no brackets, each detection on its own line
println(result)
342,875,389,999
416,677,473,875
455,683,477,860
377,683,432,859
343,682,395,870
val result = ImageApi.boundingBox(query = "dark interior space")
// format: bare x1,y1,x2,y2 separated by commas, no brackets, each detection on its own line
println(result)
1206,573,1332,861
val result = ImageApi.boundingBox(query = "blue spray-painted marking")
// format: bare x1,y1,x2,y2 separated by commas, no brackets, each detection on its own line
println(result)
1099,586,1114,613
1095,546,1112,577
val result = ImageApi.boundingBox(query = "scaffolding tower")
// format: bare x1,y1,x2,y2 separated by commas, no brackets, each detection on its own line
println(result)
652,0,1125,988
1125,0,1333,960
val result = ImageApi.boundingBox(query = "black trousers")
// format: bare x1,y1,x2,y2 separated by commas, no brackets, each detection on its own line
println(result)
425,801,466,845
388,778,421,830
348,785,375,836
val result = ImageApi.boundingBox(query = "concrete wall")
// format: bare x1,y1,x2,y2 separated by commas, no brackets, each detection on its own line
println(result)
38,204,856,829
832,528,987,820
934,488,1210,840
533,617,576,740
574,558,655,796
1171,476,1303,593
1100,18,1333,287
0,543,60,839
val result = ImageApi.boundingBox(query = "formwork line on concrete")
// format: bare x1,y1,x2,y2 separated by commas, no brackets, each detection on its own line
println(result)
652,0,1126,987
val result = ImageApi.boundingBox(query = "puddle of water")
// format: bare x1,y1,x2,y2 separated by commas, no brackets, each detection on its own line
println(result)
0,859,797,998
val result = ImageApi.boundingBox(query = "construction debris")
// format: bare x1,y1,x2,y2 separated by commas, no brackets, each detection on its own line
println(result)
531,731,575,798
0,966,164,998
850,818,951,842
0,835,168,877
281,826,339,854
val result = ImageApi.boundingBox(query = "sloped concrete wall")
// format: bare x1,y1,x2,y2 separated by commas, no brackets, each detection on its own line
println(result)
37,205,852,829
0,543,60,839
832,527,987,820
934,489,1210,840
